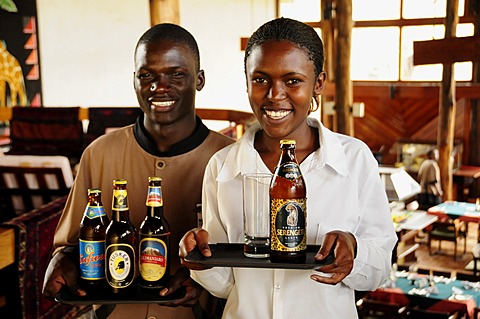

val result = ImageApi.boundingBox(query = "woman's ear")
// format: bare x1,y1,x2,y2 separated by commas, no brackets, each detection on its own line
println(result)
314,71,327,96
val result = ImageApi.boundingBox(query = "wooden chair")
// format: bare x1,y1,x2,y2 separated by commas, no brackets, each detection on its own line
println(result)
0,165,71,219
427,220,467,260
404,307,461,319
473,307,480,319
417,268,452,278
356,297,406,318
455,272,479,282
7,106,84,166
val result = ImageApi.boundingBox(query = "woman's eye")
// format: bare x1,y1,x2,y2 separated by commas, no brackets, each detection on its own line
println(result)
286,78,300,85
253,78,267,84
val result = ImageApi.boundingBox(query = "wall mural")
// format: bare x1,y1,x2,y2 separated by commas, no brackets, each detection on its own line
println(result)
0,0,41,107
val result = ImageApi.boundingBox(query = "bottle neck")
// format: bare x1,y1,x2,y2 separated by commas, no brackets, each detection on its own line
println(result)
112,209,130,221
146,205,164,218
280,147,297,165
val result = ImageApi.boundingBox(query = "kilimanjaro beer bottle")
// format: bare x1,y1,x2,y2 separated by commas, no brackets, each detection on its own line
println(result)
105,179,137,294
138,177,171,290
269,139,307,263
79,188,109,289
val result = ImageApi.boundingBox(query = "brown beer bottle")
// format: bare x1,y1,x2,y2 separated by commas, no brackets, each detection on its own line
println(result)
79,188,109,290
270,139,307,263
138,177,171,290
105,179,137,294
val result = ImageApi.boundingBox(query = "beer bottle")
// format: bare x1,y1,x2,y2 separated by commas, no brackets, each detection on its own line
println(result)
105,179,137,294
79,188,109,289
269,139,307,263
138,177,171,290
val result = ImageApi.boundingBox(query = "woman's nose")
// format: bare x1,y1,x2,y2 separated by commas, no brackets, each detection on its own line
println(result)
267,82,286,101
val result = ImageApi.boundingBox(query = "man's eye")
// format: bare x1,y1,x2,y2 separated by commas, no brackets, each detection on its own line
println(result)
171,72,185,78
138,73,153,80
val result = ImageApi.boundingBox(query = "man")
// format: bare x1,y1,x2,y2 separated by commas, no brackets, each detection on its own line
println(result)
417,149,443,210
43,23,233,319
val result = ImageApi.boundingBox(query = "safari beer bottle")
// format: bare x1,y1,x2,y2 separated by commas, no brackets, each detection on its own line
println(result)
270,139,307,263
138,177,171,290
105,179,137,294
79,188,109,289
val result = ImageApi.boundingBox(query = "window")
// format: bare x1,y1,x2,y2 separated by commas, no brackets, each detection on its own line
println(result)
277,0,473,82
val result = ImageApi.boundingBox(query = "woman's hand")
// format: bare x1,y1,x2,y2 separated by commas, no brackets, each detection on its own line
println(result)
179,227,213,271
311,230,357,285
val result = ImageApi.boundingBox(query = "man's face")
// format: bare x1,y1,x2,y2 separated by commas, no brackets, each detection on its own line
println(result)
133,40,204,126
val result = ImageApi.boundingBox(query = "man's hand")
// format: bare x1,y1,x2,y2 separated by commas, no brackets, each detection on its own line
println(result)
311,230,357,285
179,227,212,271
42,246,85,301
158,266,204,307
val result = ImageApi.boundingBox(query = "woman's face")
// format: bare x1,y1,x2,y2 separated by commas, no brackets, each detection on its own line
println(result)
245,40,325,140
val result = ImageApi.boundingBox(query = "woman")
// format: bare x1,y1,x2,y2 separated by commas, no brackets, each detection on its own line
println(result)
180,17,397,318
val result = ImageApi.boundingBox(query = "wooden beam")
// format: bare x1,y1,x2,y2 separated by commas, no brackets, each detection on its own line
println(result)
149,0,179,26
334,0,354,136
438,0,459,201
413,36,480,65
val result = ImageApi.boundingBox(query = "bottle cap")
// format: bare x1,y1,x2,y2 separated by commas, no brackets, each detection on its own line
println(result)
88,188,101,194
113,179,127,185
148,177,162,182
280,139,296,145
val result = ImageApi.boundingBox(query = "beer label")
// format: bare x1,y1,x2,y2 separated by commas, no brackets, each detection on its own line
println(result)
277,162,302,180
106,243,135,288
270,198,307,252
139,238,167,281
146,186,163,207
79,240,106,280
83,205,106,219
112,190,128,211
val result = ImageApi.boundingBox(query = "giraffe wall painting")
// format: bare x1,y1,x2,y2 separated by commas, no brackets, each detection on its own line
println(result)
0,40,27,107
0,0,42,108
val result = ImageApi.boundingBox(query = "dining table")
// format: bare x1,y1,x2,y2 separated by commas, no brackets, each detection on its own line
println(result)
369,273,480,318
427,201,480,224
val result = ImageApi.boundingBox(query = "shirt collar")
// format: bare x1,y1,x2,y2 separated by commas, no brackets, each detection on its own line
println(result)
133,113,210,157
217,117,349,181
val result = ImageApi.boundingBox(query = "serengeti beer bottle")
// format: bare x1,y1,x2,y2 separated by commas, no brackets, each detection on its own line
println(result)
105,179,137,294
138,177,171,290
79,188,109,289
270,139,307,263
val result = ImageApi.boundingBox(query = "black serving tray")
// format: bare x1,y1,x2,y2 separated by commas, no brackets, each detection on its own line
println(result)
184,243,335,269
55,283,186,305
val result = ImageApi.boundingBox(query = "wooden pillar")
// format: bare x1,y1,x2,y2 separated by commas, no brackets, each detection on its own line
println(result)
334,0,354,136
321,0,335,130
149,0,180,26
469,0,480,166
438,0,459,200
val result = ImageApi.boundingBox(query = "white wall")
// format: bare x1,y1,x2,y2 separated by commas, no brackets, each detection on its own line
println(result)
36,0,275,112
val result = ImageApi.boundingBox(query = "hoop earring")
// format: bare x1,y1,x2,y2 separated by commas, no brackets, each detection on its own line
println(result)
310,96,319,113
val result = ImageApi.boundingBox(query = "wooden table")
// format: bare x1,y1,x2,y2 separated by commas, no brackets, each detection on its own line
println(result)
370,275,480,318
453,165,480,202
0,228,14,270
428,201,480,224
392,211,438,264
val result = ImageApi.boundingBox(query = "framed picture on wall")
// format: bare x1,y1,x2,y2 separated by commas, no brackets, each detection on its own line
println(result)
0,0,42,107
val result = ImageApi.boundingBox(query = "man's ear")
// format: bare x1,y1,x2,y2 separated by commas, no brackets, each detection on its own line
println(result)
197,70,206,91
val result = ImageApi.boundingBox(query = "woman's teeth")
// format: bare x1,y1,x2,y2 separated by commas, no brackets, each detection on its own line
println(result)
265,109,291,120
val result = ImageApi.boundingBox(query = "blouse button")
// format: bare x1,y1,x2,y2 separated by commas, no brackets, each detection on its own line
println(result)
156,160,166,170
274,283,281,290
147,317,157,319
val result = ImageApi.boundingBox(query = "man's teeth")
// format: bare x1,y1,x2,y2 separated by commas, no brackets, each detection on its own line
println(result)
152,101,175,107
265,109,291,119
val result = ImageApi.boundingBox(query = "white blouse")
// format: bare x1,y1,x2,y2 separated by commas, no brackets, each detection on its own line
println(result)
192,117,398,319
